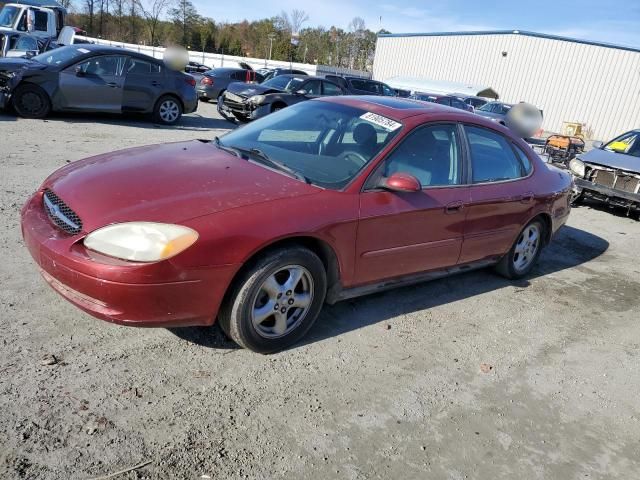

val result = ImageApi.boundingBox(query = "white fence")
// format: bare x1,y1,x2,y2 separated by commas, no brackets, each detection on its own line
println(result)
78,36,370,79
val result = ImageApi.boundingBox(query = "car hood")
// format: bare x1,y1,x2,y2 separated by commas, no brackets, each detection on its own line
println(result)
42,140,320,233
0,57,45,74
579,148,640,173
227,81,285,97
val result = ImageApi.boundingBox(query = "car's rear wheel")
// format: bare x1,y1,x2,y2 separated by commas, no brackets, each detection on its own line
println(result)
218,247,327,354
153,95,182,125
495,219,545,279
12,84,51,119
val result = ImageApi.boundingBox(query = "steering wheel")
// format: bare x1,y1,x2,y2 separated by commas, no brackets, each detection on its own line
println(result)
339,150,368,168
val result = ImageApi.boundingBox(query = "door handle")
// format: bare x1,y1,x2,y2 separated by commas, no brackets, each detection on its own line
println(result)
151,81,162,87
520,192,534,204
107,82,120,88
445,201,465,214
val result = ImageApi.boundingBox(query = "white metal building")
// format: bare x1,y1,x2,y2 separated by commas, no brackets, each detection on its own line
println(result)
372,30,640,140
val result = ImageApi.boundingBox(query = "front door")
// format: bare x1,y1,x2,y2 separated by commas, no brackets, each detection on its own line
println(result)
58,55,127,112
355,123,469,284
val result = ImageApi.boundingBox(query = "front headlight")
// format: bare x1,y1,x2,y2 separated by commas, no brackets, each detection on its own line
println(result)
569,158,586,178
248,95,266,105
84,222,198,262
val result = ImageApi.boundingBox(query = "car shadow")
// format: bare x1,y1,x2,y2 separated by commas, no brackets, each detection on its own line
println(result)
171,225,608,351
0,110,236,131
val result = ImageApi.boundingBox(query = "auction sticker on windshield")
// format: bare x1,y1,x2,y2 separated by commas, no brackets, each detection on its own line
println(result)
360,112,402,132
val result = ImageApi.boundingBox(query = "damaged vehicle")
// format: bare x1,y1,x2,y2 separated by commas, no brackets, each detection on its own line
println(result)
218,73,345,122
0,44,197,124
21,97,572,353
570,129,640,216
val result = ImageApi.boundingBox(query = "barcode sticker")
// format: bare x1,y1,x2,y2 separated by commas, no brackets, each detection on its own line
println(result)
360,112,402,131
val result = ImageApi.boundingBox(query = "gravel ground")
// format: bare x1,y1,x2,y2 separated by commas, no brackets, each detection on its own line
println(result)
1,104,639,480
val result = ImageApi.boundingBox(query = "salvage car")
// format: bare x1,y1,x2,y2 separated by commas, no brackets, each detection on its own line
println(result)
259,67,307,83
0,44,197,124
195,67,259,103
21,97,572,353
219,74,345,122
569,129,640,215
475,101,513,125
324,75,396,96
409,92,473,112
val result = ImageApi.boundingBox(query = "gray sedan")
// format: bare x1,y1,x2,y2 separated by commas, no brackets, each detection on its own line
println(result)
196,67,258,102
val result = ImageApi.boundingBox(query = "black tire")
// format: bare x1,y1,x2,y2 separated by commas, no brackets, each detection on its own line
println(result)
153,95,182,125
199,97,210,103
12,84,51,119
218,247,327,354
494,219,545,280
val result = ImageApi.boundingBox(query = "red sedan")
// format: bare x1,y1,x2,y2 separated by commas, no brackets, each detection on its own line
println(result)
21,97,572,353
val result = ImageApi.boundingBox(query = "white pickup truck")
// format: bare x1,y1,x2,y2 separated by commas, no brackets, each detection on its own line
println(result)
0,2,65,38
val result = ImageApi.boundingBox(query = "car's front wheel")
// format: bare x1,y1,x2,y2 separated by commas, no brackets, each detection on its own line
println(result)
218,247,327,354
12,84,51,119
153,95,182,125
495,219,545,279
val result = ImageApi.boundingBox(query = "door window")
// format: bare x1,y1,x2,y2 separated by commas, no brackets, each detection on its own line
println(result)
303,80,322,96
465,126,527,183
382,84,395,96
436,97,451,106
76,55,127,77
127,59,162,75
451,98,466,110
34,10,48,32
381,124,461,187
322,81,343,96
11,35,38,51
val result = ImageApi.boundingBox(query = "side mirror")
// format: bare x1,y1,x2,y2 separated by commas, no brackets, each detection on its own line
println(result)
379,172,421,193
591,140,604,149
75,65,85,77
295,89,307,96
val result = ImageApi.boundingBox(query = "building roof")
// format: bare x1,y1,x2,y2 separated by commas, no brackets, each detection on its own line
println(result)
377,30,640,54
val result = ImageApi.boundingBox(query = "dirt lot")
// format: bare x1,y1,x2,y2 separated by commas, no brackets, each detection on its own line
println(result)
1,104,639,480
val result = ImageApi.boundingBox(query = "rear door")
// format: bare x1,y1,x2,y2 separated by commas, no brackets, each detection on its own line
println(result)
59,54,127,112
459,125,535,263
122,57,164,112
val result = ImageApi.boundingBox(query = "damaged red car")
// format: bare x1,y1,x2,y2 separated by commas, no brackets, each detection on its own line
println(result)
21,97,572,353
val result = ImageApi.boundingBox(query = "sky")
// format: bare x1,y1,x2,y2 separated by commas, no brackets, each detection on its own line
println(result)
193,0,640,48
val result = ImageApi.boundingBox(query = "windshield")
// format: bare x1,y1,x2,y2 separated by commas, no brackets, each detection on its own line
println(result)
478,103,493,112
604,131,640,157
0,6,20,28
32,45,88,66
261,76,304,92
218,101,403,189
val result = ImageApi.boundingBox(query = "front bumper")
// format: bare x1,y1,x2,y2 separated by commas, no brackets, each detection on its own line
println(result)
573,176,640,205
21,191,238,328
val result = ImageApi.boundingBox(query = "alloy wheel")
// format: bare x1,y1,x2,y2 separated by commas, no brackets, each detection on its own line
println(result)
251,265,314,338
159,100,180,123
513,223,541,273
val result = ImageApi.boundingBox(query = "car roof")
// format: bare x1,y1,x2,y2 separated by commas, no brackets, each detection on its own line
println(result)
318,95,476,119
66,44,162,63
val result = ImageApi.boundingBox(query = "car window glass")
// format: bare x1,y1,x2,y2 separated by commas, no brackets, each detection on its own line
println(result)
513,144,533,175
34,10,48,31
478,103,492,112
382,84,395,96
303,80,322,96
451,99,465,109
604,131,640,157
436,97,451,106
76,56,126,77
382,124,461,187
350,79,367,91
322,81,343,96
466,126,524,183
127,59,161,75
219,101,402,189
17,35,37,51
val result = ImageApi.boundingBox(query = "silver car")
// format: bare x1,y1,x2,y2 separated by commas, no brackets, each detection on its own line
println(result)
196,67,258,102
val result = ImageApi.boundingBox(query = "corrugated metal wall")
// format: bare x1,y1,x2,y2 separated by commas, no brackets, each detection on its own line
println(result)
373,33,640,140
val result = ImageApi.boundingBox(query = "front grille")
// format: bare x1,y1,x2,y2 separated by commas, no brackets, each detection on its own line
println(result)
593,170,615,188
43,189,83,235
614,175,640,194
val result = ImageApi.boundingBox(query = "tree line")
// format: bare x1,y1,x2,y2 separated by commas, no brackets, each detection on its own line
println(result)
51,1,387,70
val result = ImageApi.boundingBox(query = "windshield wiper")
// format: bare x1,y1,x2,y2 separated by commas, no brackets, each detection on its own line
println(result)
232,146,310,183
214,136,243,157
